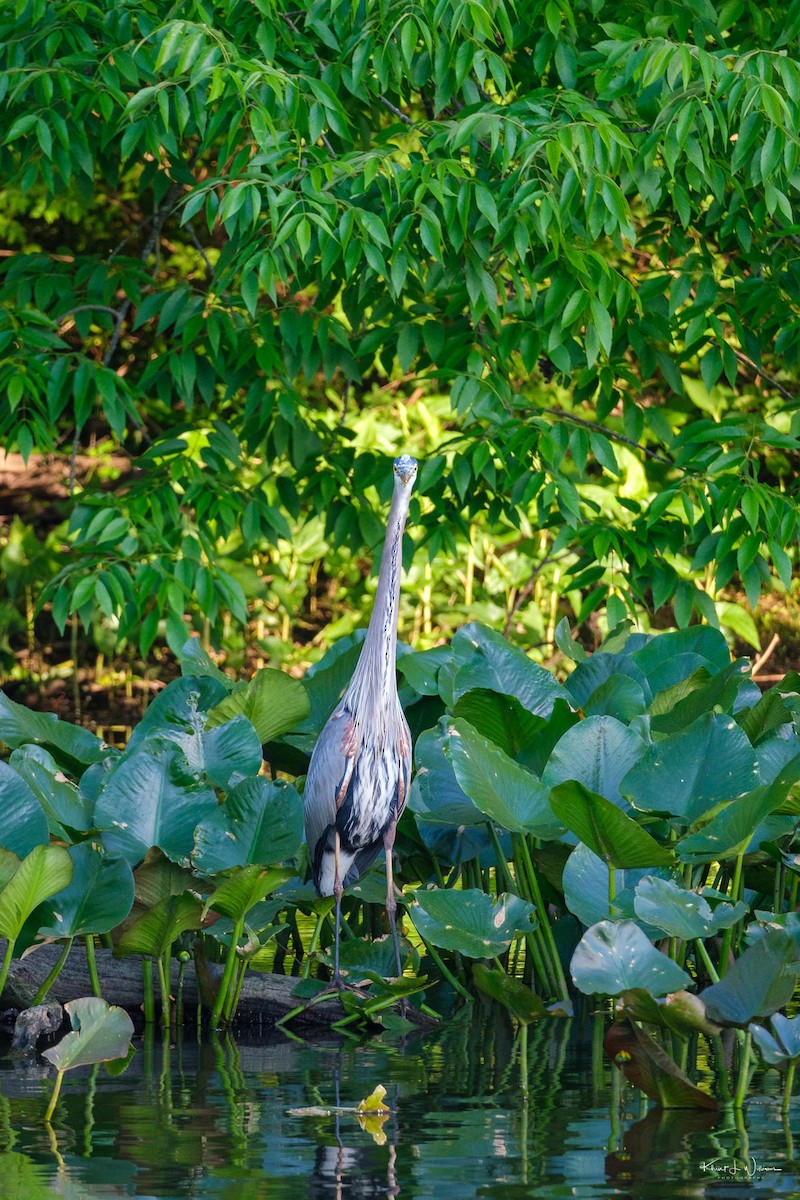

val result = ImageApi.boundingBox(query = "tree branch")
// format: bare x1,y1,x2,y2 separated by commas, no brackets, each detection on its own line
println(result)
538,406,675,466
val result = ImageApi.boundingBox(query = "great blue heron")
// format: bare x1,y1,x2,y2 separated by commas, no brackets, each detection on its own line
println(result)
304,454,418,989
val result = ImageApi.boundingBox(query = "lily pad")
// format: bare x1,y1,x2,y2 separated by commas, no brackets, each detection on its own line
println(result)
571,919,692,997
633,876,748,940
447,718,564,839
752,1013,800,1065
115,892,203,958
411,887,536,958
543,715,647,807
408,721,483,827
42,996,134,1072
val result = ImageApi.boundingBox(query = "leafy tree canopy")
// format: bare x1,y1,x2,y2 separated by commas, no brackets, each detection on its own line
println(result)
1,0,799,656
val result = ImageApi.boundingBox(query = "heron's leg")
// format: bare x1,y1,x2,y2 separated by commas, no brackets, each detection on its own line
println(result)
332,830,345,990
383,822,403,978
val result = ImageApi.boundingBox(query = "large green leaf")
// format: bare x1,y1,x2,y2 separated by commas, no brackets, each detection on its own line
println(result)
450,688,547,758
631,627,732,690
0,759,48,856
648,660,750,735
94,744,218,865
115,892,203,958
633,876,747,940
204,864,294,923
32,843,135,938
42,997,134,1072
192,777,304,874
449,623,572,717
0,690,110,768
561,844,674,927
410,887,536,958
571,920,692,997
447,718,564,839
176,636,233,685
125,676,229,754
550,781,675,869
0,845,73,940
146,713,264,789
8,744,93,836
408,720,484,826
206,667,310,744
676,753,800,862
565,652,652,709
543,715,648,807
472,963,548,1023
752,1013,800,1065
701,930,800,1025
621,712,758,822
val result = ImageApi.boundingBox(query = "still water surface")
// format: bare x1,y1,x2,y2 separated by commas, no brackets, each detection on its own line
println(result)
0,1007,796,1199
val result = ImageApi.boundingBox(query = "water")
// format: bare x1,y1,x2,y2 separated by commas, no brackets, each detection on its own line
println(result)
0,1008,796,1199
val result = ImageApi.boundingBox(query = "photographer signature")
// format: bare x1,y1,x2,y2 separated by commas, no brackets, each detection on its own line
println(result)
699,1156,780,1179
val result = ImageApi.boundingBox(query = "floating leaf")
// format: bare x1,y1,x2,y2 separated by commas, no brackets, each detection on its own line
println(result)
550,781,675,869
411,888,536,958
408,720,484,826
571,920,692,996
42,996,134,1072
561,844,673,927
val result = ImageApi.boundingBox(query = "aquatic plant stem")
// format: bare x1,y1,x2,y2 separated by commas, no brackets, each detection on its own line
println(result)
733,1030,752,1109
142,958,155,1024
783,1061,795,1114
518,834,569,1001
694,938,719,983
719,850,744,976
85,936,102,997
519,1022,529,1097
421,936,473,1002
0,938,16,998
157,951,171,1030
33,939,74,1004
211,914,245,1027
44,1070,65,1123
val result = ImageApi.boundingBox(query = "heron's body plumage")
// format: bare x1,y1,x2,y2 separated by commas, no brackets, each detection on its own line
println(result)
302,455,417,985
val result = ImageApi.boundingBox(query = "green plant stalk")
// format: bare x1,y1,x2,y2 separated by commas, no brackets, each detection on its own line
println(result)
694,937,720,984
608,865,617,908
712,1033,731,1104
719,850,744,976
421,936,473,1002
733,1030,752,1109
44,1069,65,1124
157,950,171,1030
0,938,16,998
33,938,74,1004
487,823,516,894
211,915,245,1027
783,1060,795,1115
303,911,326,978
509,834,553,992
519,1021,529,1098
142,957,155,1025
84,935,102,997
520,834,569,1001
224,958,248,1024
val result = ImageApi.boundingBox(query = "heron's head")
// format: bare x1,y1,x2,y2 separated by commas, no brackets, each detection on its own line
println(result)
393,454,418,487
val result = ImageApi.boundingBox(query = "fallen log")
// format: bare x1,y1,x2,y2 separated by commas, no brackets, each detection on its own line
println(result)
0,940,432,1031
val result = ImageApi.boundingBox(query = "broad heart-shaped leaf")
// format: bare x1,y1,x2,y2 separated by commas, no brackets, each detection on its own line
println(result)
630,626,732,691
447,718,565,839
146,714,263,789
125,676,229,754
700,929,800,1026
571,920,692,997
397,645,451,696
562,845,675,928
42,997,134,1072
94,744,218,865
582,674,648,722
550,781,675,869
0,845,73,940
565,652,652,710
648,660,751,735
472,963,548,1023
621,712,759,823
0,759,48,856
543,716,648,808
0,690,110,769
752,1013,800,1064
192,778,304,875
204,864,294,923
604,1020,718,1110
8,744,93,837
114,892,203,958
449,623,572,718
206,667,310,745
408,720,484,826
32,843,135,938
410,888,536,958
676,753,800,862
451,689,548,759
633,876,747,940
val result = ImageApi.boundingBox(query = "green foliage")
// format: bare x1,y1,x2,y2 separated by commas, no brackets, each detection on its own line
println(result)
1,0,799,665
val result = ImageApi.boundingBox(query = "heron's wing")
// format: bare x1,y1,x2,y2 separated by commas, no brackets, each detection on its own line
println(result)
302,705,360,869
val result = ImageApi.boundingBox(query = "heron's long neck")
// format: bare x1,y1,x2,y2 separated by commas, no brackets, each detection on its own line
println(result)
346,483,411,722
